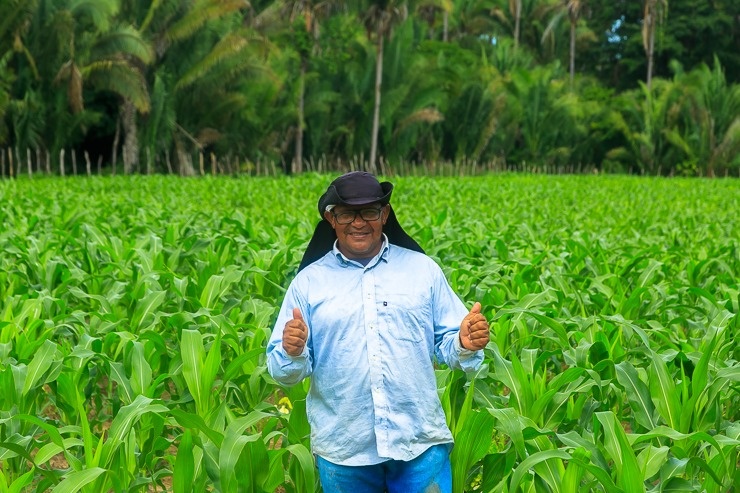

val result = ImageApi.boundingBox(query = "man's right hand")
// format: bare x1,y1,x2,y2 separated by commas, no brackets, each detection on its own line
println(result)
282,307,308,356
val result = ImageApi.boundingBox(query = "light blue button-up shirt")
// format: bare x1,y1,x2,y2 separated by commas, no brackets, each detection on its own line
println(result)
266,236,484,466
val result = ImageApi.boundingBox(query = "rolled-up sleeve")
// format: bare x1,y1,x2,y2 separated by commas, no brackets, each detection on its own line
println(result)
431,267,484,372
266,283,313,386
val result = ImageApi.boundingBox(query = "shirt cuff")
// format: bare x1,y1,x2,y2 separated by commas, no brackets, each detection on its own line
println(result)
454,331,479,359
280,345,309,364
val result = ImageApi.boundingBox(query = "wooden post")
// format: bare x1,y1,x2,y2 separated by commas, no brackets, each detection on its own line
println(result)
45,150,51,174
211,152,216,175
60,149,65,177
8,148,14,177
112,116,120,176
15,147,22,177
84,150,92,177
199,150,204,175
71,150,78,175
27,148,32,177
165,149,173,175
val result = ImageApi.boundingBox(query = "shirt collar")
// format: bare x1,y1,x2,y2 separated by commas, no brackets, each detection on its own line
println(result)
332,234,390,267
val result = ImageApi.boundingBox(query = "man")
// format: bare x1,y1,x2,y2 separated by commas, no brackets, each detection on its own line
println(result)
266,171,489,492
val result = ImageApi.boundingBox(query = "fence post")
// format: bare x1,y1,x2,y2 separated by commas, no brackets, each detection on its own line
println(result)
84,150,92,177
60,149,65,177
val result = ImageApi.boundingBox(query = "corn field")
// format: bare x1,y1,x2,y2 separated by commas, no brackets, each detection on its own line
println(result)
0,174,738,492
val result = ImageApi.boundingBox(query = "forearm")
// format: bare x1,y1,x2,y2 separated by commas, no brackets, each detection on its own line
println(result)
436,330,484,372
266,344,312,386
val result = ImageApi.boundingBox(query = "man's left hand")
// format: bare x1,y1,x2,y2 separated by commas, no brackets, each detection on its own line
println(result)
459,302,490,351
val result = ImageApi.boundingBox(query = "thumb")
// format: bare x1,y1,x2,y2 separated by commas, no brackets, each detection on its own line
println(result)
469,302,482,315
292,307,304,321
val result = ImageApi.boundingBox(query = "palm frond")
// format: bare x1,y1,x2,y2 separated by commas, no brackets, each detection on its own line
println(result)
393,107,444,137
85,60,150,113
90,25,154,64
166,0,246,43
68,0,119,32
175,33,250,90
0,0,37,55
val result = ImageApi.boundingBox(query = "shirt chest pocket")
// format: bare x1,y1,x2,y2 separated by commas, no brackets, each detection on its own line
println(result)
379,291,432,343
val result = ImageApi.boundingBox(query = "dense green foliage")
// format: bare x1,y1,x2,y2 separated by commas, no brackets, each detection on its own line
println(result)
0,0,739,177
0,174,738,491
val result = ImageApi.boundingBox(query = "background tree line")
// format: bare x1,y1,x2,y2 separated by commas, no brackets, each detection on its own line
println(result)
1,0,739,177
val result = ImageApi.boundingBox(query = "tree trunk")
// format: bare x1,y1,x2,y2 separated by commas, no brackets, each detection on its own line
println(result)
175,137,196,176
293,58,307,174
513,0,522,48
112,114,120,175
121,99,139,174
443,11,448,42
644,0,656,91
369,34,384,174
569,17,576,88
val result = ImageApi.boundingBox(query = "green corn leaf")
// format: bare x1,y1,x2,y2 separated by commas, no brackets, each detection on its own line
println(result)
557,430,609,471
489,407,527,459
615,361,656,431
286,443,316,493
201,331,222,405
8,469,35,493
181,329,207,415
109,361,135,405
649,351,680,429
636,445,669,481
199,267,243,309
34,438,84,465
596,411,644,492
173,430,194,493
681,335,718,433
50,467,107,493
170,409,224,448
566,454,624,493
262,448,288,492
219,411,271,493
129,341,153,397
99,395,168,467
491,345,531,415
509,449,570,493
130,290,166,331
661,478,698,492
451,410,495,493
22,339,57,396
561,447,589,493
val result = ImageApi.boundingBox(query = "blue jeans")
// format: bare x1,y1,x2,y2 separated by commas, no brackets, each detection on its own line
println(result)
316,444,452,493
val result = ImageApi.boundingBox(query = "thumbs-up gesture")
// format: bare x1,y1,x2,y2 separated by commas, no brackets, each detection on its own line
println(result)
459,302,490,351
283,308,308,356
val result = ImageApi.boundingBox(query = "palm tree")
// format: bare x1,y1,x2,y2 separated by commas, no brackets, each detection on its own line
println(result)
7,0,152,172
361,0,411,173
666,58,740,176
491,0,522,47
607,78,682,175
121,0,251,175
258,0,341,174
0,0,37,63
642,0,667,91
541,0,589,88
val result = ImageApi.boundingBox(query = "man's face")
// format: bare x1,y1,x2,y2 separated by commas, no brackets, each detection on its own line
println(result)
324,203,389,259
